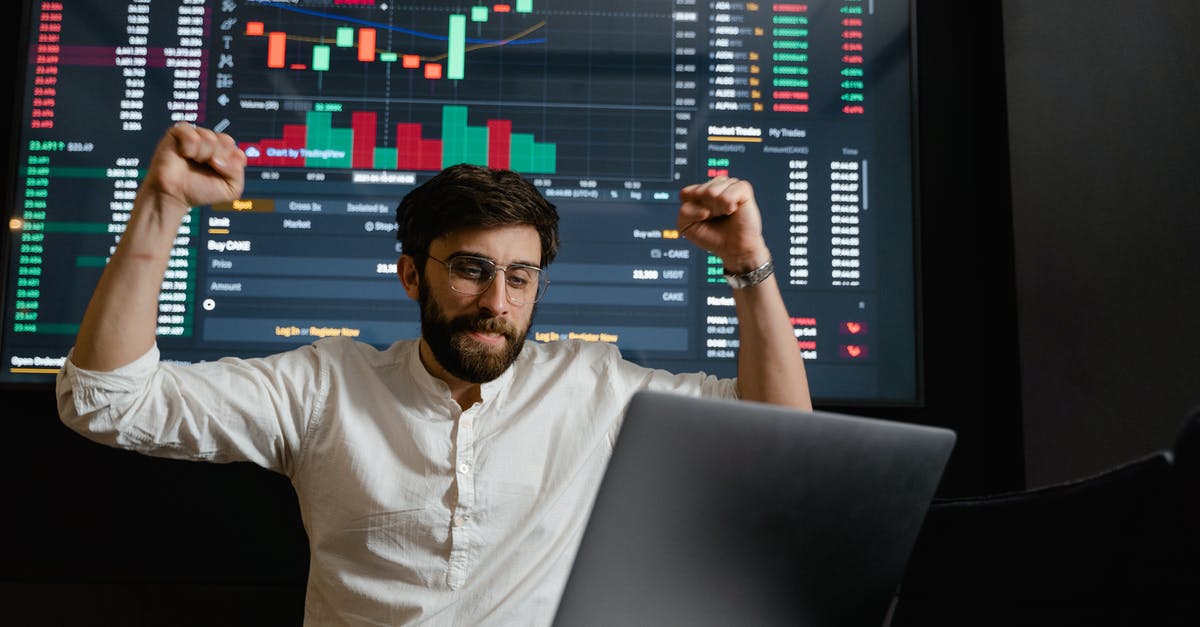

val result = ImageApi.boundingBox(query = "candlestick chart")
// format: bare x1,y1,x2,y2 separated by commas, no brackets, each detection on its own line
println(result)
228,0,677,179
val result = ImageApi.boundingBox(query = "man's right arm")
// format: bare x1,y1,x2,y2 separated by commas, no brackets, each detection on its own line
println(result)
72,123,246,371
60,126,317,473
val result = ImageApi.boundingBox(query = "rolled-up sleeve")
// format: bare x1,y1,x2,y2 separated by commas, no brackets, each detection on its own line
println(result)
56,343,326,476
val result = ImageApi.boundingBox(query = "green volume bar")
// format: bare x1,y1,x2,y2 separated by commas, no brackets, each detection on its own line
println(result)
534,143,555,174
442,105,468,167
442,105,488,167
510,133,556,174
442,105,556,172
305,111,353,168
448,14,466,80
374,147,397,168
466,125,488,165
510,134,534,172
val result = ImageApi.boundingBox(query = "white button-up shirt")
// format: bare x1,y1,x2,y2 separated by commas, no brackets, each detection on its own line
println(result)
57,337,737,625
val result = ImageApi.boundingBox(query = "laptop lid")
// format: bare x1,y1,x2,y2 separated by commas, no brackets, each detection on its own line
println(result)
552,390,956,627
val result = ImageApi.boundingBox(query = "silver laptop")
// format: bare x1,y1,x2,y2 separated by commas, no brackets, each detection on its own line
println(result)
552,390,956,627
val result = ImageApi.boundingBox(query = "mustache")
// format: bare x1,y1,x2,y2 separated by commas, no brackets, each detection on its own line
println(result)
448,313,520,340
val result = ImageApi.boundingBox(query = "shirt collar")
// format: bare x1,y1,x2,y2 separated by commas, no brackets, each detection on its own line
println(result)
403,337,520,407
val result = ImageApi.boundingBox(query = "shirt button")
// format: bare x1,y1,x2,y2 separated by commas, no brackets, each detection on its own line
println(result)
453,515,466,527
459,463,471,474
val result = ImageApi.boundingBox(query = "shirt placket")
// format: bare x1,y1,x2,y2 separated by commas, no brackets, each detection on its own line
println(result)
447,404,478,589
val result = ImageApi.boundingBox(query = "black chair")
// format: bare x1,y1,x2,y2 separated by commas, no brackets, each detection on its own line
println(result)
1122,404,1200,624
891,406,1200,627
1172,404,1200,487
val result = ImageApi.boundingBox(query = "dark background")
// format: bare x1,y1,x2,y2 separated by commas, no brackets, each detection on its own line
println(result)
2,0,1198,623
1003,0,1200,488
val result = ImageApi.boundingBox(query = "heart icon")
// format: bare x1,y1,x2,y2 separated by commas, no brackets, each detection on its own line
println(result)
846,322,862,334
846,345,862,358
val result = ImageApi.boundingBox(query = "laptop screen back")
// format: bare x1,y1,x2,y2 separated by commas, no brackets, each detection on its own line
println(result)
552,391,956,627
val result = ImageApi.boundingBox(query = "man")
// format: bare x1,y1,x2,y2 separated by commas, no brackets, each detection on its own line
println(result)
57,123,811,624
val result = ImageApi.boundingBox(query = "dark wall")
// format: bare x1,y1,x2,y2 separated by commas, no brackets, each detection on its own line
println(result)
1002,0,1200,487
899,0,1026,495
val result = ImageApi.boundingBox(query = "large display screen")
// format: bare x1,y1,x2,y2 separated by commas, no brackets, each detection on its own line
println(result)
2,0,918,403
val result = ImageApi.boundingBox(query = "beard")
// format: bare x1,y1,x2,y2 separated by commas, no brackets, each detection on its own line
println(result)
418,282,530,384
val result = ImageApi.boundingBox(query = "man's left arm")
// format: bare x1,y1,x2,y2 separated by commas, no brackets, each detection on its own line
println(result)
679,177,812,410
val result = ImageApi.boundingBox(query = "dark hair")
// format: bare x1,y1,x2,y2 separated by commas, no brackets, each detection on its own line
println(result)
395,164,559,271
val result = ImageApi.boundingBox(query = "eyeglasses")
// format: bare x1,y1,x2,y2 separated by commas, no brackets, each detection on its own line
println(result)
427,254,549,305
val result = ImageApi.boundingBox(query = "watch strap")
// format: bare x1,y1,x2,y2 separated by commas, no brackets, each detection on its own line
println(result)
723,258,774,289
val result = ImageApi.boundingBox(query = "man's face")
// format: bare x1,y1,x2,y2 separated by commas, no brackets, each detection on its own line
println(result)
407,225,541,384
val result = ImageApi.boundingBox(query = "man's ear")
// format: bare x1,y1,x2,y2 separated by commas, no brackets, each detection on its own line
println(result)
398,254,421,301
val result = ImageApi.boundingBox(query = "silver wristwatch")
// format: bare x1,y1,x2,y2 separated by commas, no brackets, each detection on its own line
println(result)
723,258,774,289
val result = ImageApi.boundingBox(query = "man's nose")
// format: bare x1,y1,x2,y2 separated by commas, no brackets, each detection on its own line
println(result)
476,272,511,315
